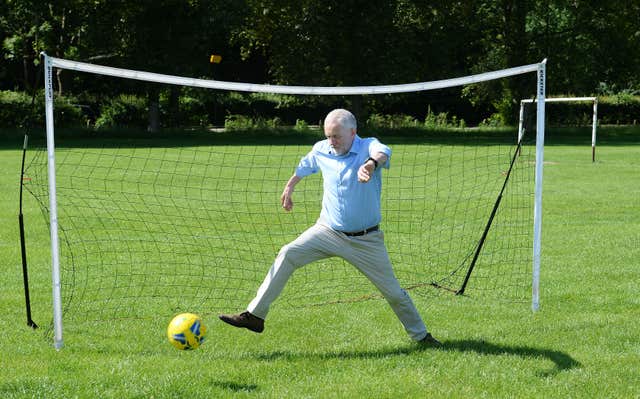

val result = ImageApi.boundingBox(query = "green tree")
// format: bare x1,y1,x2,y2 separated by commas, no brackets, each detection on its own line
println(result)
460,0,532,123
463,0,640,123
59,0,246,129
235,0,484,118
1,0,50,90
527,0,640,94
2,0,638,126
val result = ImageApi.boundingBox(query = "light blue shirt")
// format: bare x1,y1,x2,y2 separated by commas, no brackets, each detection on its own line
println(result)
295,135,392,232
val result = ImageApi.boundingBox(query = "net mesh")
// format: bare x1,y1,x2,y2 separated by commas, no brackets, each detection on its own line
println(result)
25,56,541,335
24,131,535,327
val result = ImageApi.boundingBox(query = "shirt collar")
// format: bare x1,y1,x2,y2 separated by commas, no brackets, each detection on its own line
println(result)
328,134,362,155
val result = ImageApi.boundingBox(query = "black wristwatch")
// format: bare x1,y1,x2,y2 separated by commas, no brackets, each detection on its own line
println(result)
366,157,378,169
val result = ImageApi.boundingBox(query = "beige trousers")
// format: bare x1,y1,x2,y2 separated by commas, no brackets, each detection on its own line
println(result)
247,223,428,341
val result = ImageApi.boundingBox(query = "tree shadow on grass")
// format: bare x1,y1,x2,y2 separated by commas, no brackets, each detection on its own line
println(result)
254,339,580,377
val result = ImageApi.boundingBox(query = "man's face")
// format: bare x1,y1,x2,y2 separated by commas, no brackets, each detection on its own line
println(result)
324,121,355,155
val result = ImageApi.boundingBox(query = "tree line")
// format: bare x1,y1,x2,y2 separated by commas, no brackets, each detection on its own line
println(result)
1,0,639,127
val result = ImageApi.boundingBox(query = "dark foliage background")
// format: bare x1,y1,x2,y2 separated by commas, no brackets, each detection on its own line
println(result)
1,0,638,128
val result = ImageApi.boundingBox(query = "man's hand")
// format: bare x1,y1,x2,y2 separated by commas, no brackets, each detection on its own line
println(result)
281,186,294,211
281,174,302,211
358,153,388,183
357,160,375,183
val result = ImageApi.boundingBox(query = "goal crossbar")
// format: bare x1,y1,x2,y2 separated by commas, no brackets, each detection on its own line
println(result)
40,53,548,349
48,54,541,95
518,96,597,162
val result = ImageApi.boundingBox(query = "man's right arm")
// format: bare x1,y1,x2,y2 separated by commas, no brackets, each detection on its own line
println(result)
281,174,302,211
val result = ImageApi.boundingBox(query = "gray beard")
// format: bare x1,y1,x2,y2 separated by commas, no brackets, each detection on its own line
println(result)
331,145,348,156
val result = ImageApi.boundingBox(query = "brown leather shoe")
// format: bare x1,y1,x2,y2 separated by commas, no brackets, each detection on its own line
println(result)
418,333,442,347
219,311,264,333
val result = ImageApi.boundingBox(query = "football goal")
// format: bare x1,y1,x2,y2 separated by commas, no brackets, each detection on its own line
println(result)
519,96,598,161
23,53,547,349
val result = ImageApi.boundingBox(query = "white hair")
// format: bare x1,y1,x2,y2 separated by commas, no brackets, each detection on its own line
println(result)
325,108,357,132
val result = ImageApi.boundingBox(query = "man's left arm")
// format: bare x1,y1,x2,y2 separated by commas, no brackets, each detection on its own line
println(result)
357,152,388,183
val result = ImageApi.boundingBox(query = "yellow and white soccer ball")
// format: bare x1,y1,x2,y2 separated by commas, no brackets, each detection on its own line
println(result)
167,313,206,350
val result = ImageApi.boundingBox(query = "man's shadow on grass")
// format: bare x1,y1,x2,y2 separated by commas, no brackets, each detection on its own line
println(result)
437,339,580,376
255,339,580,377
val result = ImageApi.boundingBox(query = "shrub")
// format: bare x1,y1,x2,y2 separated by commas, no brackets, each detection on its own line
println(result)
424,107,467,128
0,90,85,128
224,114,254,130
598,94,640,125
0,90,36,127
224,114,283,130
54,97,87,128
95,94,147,129
479,113,506,127
366,113,421,129
178,95,208,127
294,119,310,131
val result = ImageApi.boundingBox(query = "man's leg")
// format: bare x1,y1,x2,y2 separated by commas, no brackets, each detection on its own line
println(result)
246,224,340,319
338,230,429,341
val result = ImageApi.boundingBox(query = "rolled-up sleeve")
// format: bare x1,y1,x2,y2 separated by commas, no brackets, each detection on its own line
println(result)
295,150,319,177
369,139,392,169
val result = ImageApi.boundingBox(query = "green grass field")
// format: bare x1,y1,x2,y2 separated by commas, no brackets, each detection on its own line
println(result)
0,127,638,398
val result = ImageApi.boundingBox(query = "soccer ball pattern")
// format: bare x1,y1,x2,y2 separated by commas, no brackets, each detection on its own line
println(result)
167,313,206,350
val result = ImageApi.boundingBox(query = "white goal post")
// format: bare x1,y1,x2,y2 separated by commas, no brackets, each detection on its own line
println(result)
41,52,547,349
518,96,598,162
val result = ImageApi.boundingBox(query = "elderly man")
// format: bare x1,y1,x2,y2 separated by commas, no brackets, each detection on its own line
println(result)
220,108,440,346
